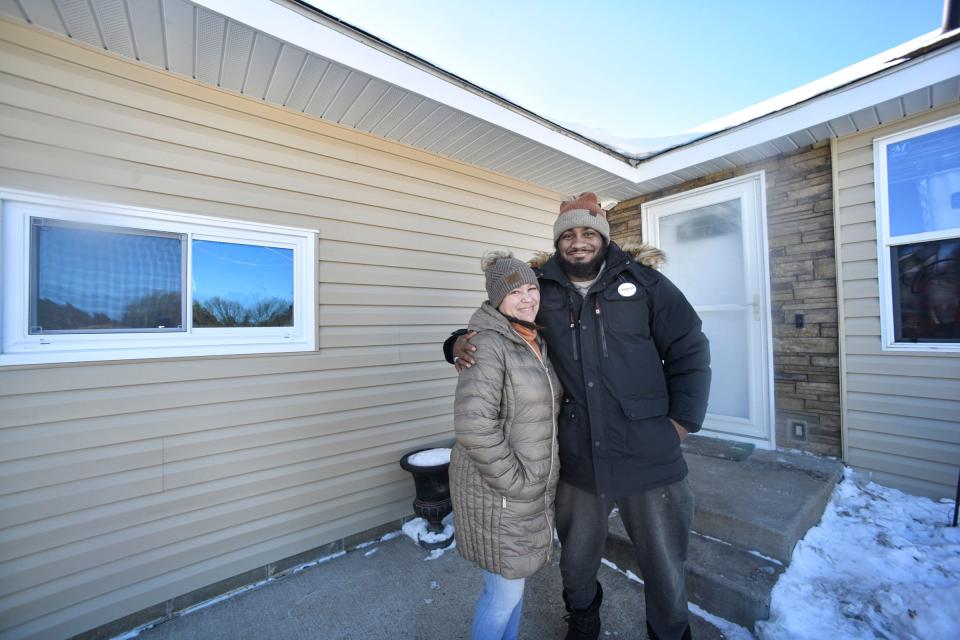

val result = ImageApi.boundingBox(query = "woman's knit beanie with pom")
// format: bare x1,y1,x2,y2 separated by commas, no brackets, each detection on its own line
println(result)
481,250,538,308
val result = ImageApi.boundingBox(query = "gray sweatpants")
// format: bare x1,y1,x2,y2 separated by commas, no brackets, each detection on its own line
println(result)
555,478,695,640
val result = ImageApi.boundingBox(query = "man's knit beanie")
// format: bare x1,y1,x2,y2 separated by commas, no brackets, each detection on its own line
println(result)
554,192,609,242
481,250,538,308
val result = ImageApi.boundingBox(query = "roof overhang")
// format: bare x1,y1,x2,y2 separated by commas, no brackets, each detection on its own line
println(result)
633,29,960,184
194,0,637,180
2,0,959,203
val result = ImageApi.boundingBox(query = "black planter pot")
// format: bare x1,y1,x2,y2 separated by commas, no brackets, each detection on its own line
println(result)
400,448,454,550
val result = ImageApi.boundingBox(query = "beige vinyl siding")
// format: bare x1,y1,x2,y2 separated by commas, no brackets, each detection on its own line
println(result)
834,102,960,500
0,18,560,640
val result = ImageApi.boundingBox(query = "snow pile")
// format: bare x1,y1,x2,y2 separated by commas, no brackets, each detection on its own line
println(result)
757,469,960,639
558,121,709,159
401,513,456,559
406,448,451,467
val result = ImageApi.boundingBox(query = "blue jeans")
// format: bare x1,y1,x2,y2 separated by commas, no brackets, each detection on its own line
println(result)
471,570,525,640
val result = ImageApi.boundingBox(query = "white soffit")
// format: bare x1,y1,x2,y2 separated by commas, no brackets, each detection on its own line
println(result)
1,0,959,202
188,0,637,180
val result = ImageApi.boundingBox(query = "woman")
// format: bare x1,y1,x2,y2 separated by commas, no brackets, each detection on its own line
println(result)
450,250,562,640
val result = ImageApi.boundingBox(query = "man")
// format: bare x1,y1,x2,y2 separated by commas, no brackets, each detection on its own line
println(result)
444,192,711,640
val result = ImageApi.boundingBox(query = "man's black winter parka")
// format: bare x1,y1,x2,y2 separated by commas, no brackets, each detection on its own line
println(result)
532,242,711,499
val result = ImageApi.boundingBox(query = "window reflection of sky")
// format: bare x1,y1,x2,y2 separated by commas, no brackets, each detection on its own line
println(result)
191,240,293,305
887,123,960,237
35,224,181,322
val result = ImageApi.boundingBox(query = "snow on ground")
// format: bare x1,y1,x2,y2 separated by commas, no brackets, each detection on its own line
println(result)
604,468,959,639
757,469,960,639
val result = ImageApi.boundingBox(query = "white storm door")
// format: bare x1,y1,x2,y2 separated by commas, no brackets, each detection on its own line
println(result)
642,173,773,446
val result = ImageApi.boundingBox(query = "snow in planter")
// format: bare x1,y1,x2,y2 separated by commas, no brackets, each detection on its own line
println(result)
406,448,451,467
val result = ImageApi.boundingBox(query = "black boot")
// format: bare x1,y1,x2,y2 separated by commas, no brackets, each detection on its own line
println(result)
562,582,603,640
646,621,692,640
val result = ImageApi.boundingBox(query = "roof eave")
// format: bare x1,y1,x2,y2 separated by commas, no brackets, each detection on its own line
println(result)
195,0,639,179
629,34,960,183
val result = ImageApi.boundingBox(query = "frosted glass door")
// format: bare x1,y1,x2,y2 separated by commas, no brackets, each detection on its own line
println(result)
643,175,772,445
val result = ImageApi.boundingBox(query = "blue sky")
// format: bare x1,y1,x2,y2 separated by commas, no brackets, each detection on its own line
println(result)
192,241,293,305
306,0,944,138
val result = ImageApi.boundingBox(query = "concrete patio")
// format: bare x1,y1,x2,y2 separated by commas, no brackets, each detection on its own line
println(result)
98,440,843,640
125,526,726,640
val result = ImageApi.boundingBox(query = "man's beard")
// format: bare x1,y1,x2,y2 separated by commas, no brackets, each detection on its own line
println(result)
557,241,608,280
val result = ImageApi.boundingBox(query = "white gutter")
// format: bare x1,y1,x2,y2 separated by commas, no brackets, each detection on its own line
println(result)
192,0,637,180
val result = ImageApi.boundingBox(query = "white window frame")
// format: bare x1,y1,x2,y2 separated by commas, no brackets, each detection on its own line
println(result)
1,190,317,365
874,114,960,353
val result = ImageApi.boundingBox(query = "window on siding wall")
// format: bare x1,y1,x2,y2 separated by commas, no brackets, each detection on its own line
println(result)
875,115,960,351
1,192,316,365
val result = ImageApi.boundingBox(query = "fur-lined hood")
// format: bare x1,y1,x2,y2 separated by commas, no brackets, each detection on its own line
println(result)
528,242,665,270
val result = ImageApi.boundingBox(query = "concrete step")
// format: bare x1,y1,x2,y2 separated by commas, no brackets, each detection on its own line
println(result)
685,443,843,564
686,532,783,630
605,516,784,631
602,444,843,630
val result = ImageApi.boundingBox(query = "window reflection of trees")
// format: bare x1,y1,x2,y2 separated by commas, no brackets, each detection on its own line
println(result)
31,224,295,332
35,290,181,332
36,292,293,331
895,238,960,342
192,296,293,327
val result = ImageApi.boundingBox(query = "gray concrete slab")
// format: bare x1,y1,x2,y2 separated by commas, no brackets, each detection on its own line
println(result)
133,533,727,640
604,447,842,631
686,449,843,563
605,513,782,632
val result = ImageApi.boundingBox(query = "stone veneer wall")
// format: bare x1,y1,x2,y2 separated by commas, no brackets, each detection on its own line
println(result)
608,141,841,456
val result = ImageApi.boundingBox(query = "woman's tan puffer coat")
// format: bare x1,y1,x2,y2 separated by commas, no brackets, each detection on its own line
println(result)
450,301,562,580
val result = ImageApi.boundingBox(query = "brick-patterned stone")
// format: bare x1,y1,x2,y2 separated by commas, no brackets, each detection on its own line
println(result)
608,141,840,456
780,301,836,311
786,240,835,256
775,382,798,395
801,229,836,242
796,382,839,394
774,337,838,354
814,259,836,279
774,324,822,338
772,260,813,278
777,397,806,411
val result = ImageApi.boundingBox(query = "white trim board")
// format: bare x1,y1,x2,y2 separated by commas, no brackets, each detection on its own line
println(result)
640,172,775,449
872,113,960,353
0,189,318,366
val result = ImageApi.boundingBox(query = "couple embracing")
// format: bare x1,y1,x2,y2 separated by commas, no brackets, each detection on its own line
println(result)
444,192,711,640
